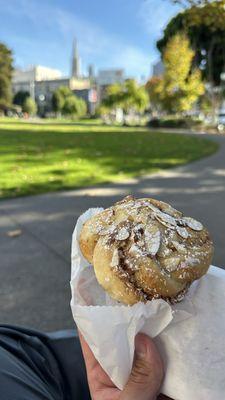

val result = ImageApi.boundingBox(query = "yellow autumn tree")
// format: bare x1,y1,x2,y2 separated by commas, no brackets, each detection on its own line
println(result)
158,33,205,113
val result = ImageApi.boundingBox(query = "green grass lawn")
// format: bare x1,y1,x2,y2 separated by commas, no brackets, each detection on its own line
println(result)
0,118,219,199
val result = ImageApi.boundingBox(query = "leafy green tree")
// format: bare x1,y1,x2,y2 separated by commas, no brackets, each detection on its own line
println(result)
145,77,164,111
55,86,72,100
0,43,13,108
52,86,72,114
171,0,223,8
76,97,87,117
102,80,148,114
159,2,225,85
52,86,86,117
123,80,149,113
52,90,64,114
62,95,87,117
103,83,124,109
22,97,37,115
13,90,30,107
158,33,204,113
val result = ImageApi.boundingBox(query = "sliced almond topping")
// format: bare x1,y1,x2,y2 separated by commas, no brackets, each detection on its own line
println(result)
98,225,116,236
129,243,142,256
155,212,177,229
115,195,135,205
115,227,130,241
144,227,161,256
182,217,203,231
171,240,186,253
160,212,177,225
163,256,181,272
176,226,189,239
147,203,161,213
158,240,172,256
111,248,119,267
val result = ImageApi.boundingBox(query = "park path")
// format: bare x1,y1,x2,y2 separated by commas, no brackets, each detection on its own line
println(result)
0,132,225,331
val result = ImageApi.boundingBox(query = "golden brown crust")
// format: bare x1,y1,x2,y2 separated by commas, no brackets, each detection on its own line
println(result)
79,208,114,263
79,196,214,305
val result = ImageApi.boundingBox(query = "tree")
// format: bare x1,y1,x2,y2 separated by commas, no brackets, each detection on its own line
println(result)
102,80,149,114
22,97,37,115
13,90,30,107
122,80,149,113
62,95,87,117
52,86,86,117
145,77,164,111
157,33,204,113
159,2,225,85
52,90,64,114
0,43,13,108
103,83,125,109
52,86,72,114
170,0,223,7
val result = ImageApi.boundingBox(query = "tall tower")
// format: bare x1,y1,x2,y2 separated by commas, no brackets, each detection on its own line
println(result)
71,38,81,78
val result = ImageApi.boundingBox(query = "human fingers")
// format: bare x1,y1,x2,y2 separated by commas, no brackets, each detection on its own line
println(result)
120,333,164,400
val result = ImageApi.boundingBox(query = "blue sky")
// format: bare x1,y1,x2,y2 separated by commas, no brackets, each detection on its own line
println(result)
0,0,180,79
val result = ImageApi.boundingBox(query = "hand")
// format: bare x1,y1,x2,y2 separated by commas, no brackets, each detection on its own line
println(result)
79,331,164,400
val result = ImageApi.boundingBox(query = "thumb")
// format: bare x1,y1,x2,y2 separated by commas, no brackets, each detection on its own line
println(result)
120,333,164,400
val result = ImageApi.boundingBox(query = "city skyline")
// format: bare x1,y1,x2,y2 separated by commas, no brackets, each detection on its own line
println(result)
0,0,180,79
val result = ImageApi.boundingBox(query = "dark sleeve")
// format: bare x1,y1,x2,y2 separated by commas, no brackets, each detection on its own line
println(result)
0,325,91,400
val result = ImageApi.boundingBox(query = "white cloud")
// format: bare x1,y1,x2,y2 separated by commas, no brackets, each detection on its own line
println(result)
1,0,154,78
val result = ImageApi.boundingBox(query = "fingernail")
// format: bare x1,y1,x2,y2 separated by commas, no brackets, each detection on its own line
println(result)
135,335,147,358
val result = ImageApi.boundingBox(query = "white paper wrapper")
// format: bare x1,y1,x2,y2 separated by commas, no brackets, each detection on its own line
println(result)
71,208,225,400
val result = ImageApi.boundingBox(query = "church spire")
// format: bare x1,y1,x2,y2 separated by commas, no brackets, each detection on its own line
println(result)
71,38,81,78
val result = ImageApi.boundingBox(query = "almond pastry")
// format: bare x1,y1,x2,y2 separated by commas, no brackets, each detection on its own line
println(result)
79,196,214,305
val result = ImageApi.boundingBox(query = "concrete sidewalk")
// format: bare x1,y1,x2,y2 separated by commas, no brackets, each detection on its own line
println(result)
0,133,225,331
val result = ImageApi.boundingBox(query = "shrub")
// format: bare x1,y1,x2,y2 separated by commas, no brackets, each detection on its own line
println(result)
147,117,203,129
62,95,87,118
22,97,37,115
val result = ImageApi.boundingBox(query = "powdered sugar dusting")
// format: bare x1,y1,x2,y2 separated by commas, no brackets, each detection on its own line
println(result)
83,195,213,304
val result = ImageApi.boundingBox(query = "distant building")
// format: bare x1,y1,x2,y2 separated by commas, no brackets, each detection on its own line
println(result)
71,39,81,78
88,64,95,81
35,78,70,115
97,69,125,101
35,76,95,115
152,60,164,77
11,40,128,115
12,40,98,116
13,66,62,96
13,65,62,82
97,69,124,86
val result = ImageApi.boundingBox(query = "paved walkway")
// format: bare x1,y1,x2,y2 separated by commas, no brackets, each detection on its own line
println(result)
0,133,225,331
